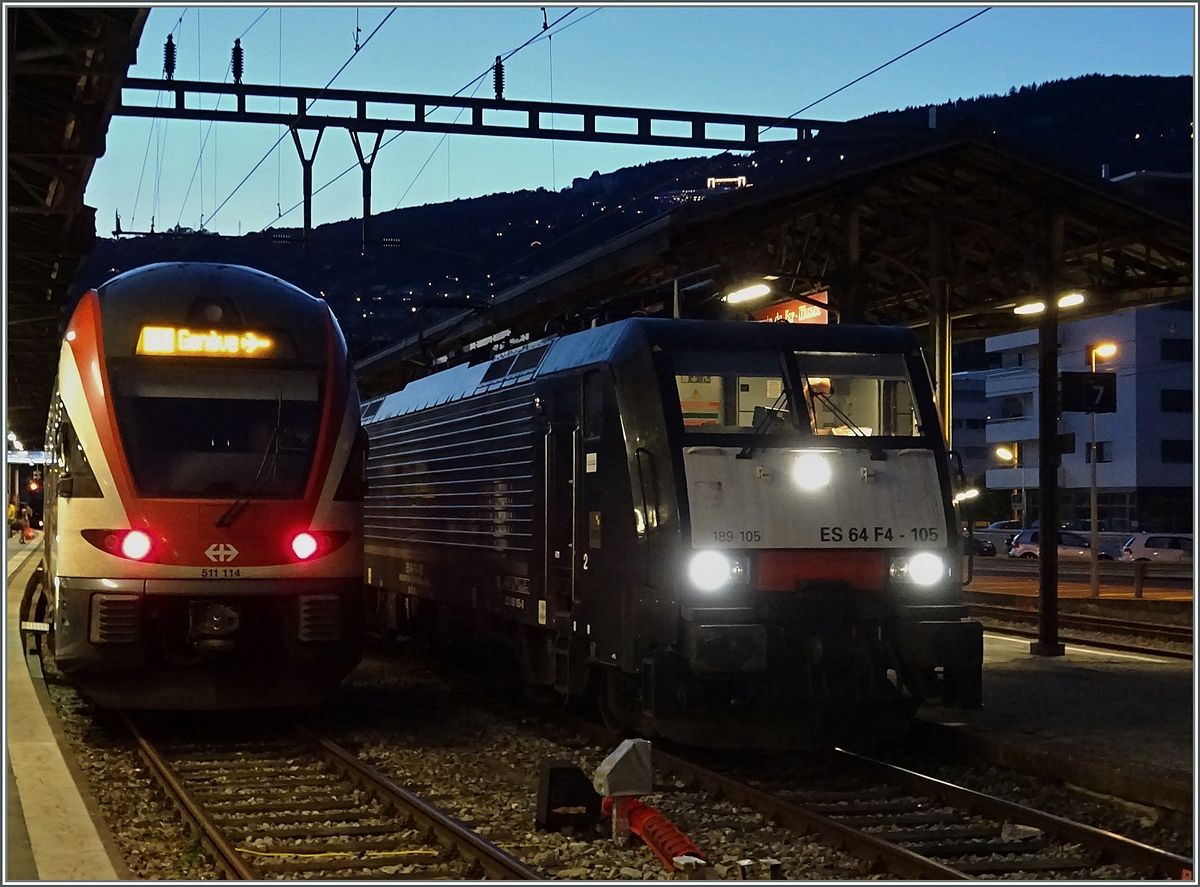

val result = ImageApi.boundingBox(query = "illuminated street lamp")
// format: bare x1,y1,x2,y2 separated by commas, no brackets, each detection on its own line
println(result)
994,444,1026,524
1012,292,1086,315
723,282,772,304
1088,342,1117,599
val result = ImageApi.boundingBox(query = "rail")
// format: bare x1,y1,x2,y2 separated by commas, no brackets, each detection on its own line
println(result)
560,713,1192,879
123,715,540,880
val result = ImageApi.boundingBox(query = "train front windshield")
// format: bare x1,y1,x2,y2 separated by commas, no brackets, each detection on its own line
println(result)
672,349,926,439
109,361,322,498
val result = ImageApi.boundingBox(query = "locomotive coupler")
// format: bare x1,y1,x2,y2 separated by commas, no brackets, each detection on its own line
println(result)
189,601,241,651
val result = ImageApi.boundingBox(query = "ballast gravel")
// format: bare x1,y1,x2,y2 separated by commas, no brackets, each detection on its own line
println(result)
37,642,1193,879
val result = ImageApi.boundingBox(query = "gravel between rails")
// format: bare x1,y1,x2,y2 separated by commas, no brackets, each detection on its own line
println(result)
870,750,1194,861
321,652,880,880
46,681,221,879
38,640,1193,879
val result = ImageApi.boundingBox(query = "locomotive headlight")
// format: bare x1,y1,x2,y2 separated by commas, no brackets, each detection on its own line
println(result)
890,551,946,587
792,451,832,490
688,550,733,592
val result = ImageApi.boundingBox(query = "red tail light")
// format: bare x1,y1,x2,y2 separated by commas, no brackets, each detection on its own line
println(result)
81,528,158,562
288,530,351,562
291,532,318,560
121,530,152,560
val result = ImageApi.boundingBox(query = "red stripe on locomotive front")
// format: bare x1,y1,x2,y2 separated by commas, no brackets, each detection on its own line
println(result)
756,549,887,592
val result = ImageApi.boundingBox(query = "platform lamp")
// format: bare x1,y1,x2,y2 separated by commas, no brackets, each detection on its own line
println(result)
994,445,1025,525
1088,342,1117,599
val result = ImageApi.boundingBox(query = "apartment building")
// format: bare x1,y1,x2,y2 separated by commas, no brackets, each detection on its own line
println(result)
979,299,1193,532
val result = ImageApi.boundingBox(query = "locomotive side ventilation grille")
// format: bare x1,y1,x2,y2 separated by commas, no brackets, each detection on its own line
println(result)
298,595,341,642
88,594,140,644
363,386,538,554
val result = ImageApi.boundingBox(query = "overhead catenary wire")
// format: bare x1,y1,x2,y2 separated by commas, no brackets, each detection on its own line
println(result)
786,7,991,122
263,7,586,229
206,8,396,228
479,6,992,289
143,9,194,230
174,7,273,229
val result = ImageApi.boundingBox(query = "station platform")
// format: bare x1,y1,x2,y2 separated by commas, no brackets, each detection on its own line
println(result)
918,629,1194,818
5,531,121,881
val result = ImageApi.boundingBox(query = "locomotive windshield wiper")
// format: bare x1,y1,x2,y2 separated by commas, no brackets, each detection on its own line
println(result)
216,392,282,528
811,391,867,436
807,376,868,437
736,389,789,460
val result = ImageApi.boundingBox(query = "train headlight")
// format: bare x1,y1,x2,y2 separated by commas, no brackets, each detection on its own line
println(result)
890,551,946,587
688,550,733,592
792,452,832,491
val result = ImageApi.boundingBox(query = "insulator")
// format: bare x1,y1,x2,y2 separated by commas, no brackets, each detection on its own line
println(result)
493,55,504,102
164,34,176,80
232,38,244,85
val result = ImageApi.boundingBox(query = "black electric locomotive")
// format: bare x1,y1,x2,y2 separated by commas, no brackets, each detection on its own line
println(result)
362,319,981,748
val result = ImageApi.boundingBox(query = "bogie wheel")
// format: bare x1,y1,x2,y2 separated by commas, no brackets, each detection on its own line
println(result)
19,563,55,666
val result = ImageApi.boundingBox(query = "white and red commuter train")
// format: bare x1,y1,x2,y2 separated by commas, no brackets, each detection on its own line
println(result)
24,263,366,709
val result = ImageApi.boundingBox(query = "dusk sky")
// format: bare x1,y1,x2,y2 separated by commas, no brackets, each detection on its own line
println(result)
85,5,1195,237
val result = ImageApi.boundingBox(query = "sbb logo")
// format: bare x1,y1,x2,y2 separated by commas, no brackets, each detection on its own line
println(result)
205,543,239,563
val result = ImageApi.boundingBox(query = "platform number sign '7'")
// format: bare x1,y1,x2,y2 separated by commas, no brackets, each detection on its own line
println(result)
1060,372,1117,413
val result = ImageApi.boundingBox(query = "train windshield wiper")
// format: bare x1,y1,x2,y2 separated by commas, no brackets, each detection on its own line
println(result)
736,389,789,459
807,376,868,437
216,393,282,528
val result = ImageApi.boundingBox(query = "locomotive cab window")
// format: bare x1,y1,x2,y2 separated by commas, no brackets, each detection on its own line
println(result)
794,352,921,437
109,360,323,498
673,350,798,433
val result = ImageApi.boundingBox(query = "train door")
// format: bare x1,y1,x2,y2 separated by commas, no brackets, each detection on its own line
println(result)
543,389,580,625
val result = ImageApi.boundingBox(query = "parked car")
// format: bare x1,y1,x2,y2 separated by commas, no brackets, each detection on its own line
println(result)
987,520,1022,530
1007,529,1117,560
962,534,997,557
1120,534,1193,564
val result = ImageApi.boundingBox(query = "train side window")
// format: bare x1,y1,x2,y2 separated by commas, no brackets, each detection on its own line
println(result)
334,426,369,500
583,371,605,439
677,374,726,427
60,418,103,498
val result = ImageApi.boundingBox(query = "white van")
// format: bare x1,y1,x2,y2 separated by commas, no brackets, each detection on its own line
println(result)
1120,534,1193,564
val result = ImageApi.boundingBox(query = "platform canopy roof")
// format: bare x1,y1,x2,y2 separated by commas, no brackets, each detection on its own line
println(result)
358,126,1192,395
6,7,149,449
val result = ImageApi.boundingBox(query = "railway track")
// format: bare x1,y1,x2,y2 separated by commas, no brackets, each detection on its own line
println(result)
557,715,1191,880
969,603,1193,659
660,746,1193,880
121,714,539,880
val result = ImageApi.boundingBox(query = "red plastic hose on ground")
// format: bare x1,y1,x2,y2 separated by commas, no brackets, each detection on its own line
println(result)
601,797,706,871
